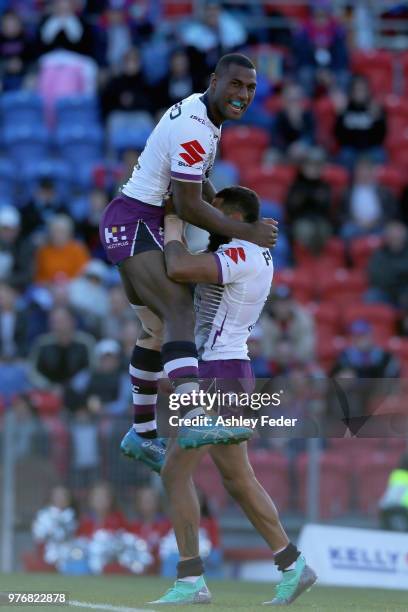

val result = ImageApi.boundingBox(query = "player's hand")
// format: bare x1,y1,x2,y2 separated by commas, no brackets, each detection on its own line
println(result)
248,218,279,248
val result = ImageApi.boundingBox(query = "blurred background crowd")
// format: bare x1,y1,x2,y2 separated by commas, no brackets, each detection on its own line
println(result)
1,0,408,573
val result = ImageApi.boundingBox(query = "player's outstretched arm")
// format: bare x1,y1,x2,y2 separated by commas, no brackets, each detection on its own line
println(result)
163,213,220,284
171,179,278,249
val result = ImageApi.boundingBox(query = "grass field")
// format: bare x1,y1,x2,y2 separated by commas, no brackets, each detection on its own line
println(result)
1,574,407,612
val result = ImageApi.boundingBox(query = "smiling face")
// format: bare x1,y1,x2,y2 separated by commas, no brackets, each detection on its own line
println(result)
209,63,257,123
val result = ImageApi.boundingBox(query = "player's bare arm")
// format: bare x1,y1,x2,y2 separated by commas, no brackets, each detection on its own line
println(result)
202,179,217,204
164,214,220,284
171,178,278,248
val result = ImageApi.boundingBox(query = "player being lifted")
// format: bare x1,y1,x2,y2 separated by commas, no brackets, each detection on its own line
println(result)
100,53,277,464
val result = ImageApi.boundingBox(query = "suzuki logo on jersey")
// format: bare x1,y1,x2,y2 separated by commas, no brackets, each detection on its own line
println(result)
105,226,128,244
224,247,246,263
179,140,206,166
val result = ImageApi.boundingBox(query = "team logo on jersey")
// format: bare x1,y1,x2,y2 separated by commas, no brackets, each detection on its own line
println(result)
105,226,128,244
224,247,246,263
179,140,206,165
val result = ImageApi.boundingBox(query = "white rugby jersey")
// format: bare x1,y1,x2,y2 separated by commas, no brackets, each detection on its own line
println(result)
122,93,220,205
195,239,274,361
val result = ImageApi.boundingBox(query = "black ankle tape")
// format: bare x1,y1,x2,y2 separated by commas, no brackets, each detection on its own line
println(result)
274,543,300,571
177,556,204,579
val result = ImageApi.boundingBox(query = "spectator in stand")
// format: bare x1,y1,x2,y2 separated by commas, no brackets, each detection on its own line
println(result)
76,187,109,259
259,286,316,364
100,47,153,120
340,158,398,240
29,306,94,389
12,393,49,459
69,259,110,336
179,1,247,74
0,10,31,90
69,408,101,489
335,75,387,170
20,178,69,240
153,49,203,115
0,206,35,291
78,481,127,536
247,325,272,377
94,2,134,71
100,285,135,341
333,320,400,378
35,0,94,58
293,0,349,96
35,215,90,285
285,146,333,254
70,338,129,416
273,83,315,153
0,282,27,358
367,221,408,306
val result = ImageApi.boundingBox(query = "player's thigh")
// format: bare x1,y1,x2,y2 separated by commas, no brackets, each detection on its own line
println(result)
210,442,255,482
119,250,193,320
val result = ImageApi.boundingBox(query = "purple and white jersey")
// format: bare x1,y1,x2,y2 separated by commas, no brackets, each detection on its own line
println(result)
122,93,220,206
195,239,274,361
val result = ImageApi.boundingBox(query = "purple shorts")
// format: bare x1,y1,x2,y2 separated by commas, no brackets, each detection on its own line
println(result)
99,193,164,265
198,359,255,393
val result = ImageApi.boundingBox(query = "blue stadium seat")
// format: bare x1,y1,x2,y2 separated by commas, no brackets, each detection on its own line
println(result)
260,199,284,223
0,91,44,128
211,160,239,190
55,95,100,129
0,159,16,204
272,230,291,270
108,111,154,154
4,125,49,170
239,102,273,130
56,125,104,169
21,158,72,201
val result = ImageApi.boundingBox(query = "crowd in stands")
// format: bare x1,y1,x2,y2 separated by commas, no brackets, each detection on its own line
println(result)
1,0,408,533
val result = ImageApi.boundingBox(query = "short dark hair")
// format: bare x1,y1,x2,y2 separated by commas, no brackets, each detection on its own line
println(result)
216,186,260,223
214,53,255,77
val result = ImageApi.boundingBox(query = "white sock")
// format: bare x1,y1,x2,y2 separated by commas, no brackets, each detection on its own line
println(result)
283,561,296,571
179,575,202,583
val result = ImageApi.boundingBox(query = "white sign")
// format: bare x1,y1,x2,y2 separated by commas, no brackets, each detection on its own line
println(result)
298,524,408,590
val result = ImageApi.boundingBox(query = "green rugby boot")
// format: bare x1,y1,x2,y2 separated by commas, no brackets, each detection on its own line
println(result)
149,576,211,605
263,555,317,606
178,417,252,449
120,428,166,473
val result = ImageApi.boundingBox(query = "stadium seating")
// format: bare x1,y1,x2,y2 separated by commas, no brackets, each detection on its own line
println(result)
307,302,341,337
316,333,346,372
0,158,16,204
4,125,49,170
375,164,405,197
318,268,368,306
107,111,155,154
400,51,408,97
55,95,99,129
296,451,351,518
293,237,346,271
273,268,316,303
321,164,349,208
0,91,44,128
242,164,295,203
21,158,72,201
56,125,103,169
384,95,408,150
221,126,269,160
313,97,337,152
349,235,383,270
342,303,397,339
211,160,240,189
351,50,394,97
387,337,408,375
354,451,399,515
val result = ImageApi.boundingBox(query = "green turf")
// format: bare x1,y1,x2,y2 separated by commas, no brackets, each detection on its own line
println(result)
0,573,407,612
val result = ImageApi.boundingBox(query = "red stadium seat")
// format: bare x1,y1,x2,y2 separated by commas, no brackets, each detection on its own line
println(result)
221,126,270,159
308,301,340,336
268,3,309,21
316,333,346,372
399,51,408,97
294,237,346,271
313,97,337,152
42,417,70,478
351,50,394,97
388,139,408,171
28,390,62,416
349,235,383,270
264,95,282,115
375,165,405,198
354,451,399,515
194,454,228,510
248,450,290,513
221,149,263,175
318,268,368,307
242,164,295,203
296,451,351,518
384,95,408,149
273,267,316,303
163,1,193,18
342,303,397,338
321,164,349,207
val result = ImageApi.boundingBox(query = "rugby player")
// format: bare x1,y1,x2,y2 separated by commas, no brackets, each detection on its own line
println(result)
131,186,317,605
100,53,277,465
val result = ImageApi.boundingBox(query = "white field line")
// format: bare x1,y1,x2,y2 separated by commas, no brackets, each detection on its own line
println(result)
69,600,156,612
